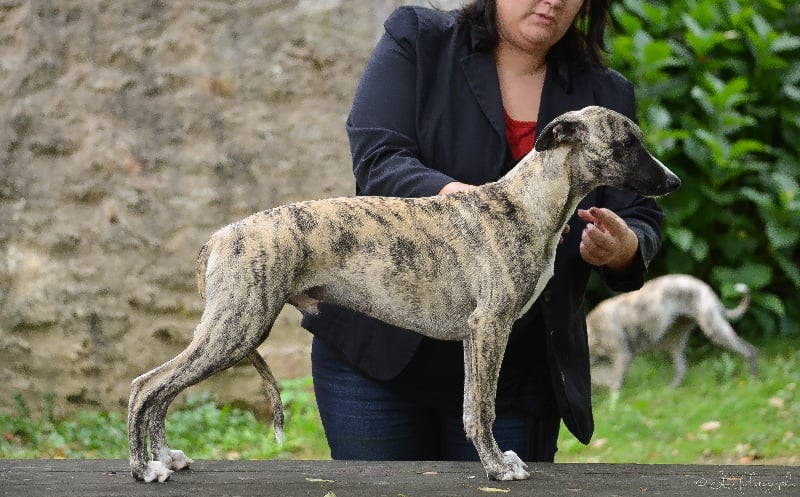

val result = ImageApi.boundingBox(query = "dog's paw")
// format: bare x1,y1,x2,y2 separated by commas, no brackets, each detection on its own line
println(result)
157,447,193,471
143,460,173,483
491,451,530,481
166,449,194,471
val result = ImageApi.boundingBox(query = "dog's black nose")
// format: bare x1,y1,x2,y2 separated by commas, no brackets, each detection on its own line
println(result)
666,173,681,192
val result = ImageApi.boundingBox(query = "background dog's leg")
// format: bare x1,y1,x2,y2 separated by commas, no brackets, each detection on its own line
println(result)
669,327,692,388
697,313,759,378
610,348,633,392
463,314,529,481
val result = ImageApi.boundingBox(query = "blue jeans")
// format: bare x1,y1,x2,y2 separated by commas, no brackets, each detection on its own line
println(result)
311,336,560,462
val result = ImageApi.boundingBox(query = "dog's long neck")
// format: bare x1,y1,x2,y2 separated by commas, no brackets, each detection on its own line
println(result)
499,146,598,230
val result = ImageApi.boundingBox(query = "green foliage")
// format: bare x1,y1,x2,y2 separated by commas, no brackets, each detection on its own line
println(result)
0,378,329,460
166,377,328,460
605,0,800,337
0,392,128,459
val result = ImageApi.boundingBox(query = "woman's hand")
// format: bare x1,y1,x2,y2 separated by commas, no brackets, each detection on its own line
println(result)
577,207,639,273
438,181,477,195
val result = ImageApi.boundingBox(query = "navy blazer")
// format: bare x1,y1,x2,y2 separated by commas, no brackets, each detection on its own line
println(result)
302,7,664,444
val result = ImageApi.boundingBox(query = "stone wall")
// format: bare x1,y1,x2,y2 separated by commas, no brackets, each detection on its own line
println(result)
0,0,375,417
0,0,468,417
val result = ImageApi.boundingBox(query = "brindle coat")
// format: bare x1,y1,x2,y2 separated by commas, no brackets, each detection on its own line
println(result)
128,106,681,482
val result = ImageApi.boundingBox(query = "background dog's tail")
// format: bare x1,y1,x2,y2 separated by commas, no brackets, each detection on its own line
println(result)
247,350,285,445
725,283,750,321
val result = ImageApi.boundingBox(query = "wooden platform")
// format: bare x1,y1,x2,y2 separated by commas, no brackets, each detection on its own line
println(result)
0,460,796,496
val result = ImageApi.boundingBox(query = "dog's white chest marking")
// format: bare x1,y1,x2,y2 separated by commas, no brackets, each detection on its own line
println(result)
517,235,559,319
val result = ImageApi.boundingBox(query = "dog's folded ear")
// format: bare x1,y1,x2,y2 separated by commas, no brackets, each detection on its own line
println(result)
534,114,590,152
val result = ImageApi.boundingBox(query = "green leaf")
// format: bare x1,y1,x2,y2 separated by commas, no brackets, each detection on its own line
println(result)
751,13,774,40
615,10,643,34
690,86,714,116
642,40,673,65
711,263,773,290
771,34,800,52
666,226,694,252
690,238,710,262
771,172,799,207
773,252,800,288
740,187,773,208
646,105,672,129
765,221,799,249
783,84,800,102
729,139,767,159
753,293,786,316
699,185,737,205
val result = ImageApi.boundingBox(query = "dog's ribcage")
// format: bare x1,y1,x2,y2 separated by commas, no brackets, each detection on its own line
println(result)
207,191,554,341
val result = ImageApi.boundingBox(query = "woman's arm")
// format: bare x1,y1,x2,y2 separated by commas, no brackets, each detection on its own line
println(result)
346,8,456,198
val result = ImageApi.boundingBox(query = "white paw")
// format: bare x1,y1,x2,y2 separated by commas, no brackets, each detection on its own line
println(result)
158,447,194,471
143,460,173,483
493,451,530,481
167,449,194,471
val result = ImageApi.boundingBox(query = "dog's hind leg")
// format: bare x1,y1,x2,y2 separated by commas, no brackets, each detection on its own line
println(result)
129,301,277,482
697,311,759,378
147,386,193,472
668,327,692,388
129,362,174,482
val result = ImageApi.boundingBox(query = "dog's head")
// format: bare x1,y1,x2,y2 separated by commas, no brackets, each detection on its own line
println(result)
534,106,681,198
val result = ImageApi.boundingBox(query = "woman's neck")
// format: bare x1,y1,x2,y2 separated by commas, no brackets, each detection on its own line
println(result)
494,41,548,122
494,39,548,78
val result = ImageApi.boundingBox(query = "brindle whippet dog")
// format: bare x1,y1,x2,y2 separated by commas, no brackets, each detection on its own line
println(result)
128,106,681,482
587,274,758,392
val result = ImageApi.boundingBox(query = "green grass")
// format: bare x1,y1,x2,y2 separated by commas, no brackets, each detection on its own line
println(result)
1,340,797,464
558,339,799,464
0,377,328,460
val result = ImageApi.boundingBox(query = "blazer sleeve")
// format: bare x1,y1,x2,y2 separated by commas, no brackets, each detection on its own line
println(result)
346,7,455,198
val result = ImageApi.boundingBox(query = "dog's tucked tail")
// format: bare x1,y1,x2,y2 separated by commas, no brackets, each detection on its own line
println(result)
725,283,750,321
248,351,285,445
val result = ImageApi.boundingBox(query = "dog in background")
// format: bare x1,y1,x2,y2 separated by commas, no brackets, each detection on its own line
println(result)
587,274,758,392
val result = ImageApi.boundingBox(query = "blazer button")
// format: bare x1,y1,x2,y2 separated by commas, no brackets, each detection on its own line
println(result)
542,291,552,303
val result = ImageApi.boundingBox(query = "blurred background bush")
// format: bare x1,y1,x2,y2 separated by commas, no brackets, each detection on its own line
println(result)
588,0,800,338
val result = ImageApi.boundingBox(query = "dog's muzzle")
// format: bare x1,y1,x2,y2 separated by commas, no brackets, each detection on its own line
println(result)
630,148,682,197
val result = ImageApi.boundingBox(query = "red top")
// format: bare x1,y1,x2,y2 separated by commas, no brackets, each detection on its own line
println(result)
504,110,537,161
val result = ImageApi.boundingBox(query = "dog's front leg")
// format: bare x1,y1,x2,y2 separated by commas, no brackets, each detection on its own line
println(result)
462,317,530,481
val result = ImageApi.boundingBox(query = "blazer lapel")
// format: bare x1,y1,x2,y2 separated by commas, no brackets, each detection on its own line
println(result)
463,55,596,140
461,50,506,141
538,59,596,128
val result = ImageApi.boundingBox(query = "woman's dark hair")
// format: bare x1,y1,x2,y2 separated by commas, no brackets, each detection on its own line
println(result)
457,0,611,67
